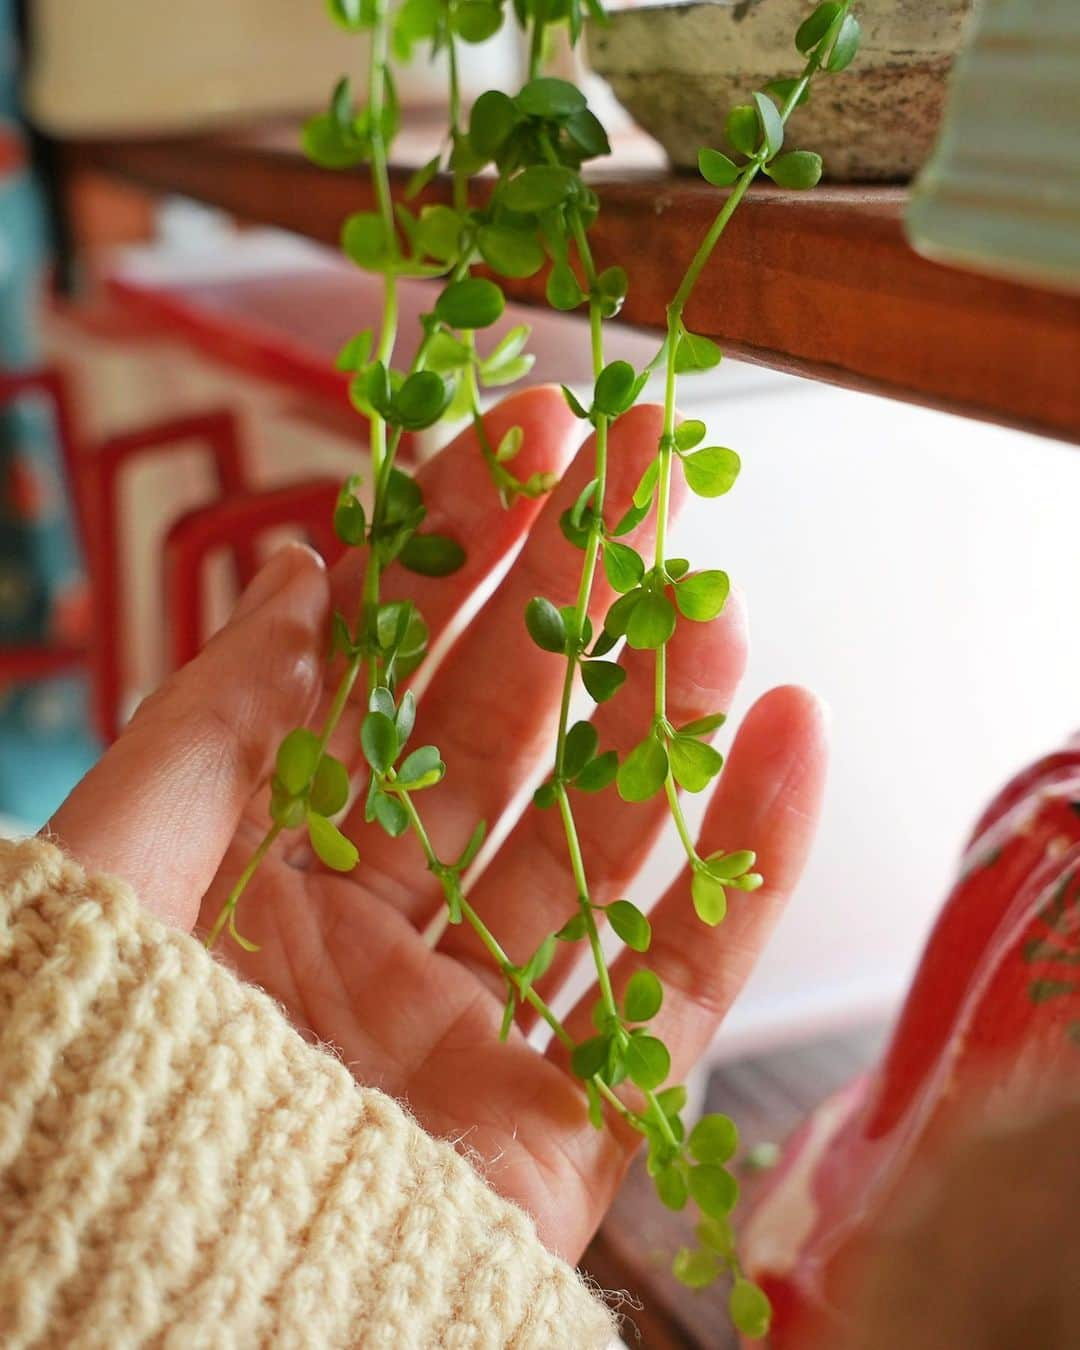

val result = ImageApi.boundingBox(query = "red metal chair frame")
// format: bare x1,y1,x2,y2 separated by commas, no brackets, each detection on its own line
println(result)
163,478,344,670
0,366,254,741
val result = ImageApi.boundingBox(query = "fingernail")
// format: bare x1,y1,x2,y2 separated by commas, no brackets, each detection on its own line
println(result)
232,544,325,621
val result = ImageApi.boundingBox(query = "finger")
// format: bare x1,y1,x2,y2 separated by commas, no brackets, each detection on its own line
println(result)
443,589,749,994
223,386,582,862
346,402,675,917
326,385,581,680
48,545,330,932
553,684,829,1085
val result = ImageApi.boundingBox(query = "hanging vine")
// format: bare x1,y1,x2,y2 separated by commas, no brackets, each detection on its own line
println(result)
208,0,861,1332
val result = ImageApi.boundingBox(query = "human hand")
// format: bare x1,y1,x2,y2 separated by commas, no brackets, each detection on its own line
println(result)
49,387,828,1263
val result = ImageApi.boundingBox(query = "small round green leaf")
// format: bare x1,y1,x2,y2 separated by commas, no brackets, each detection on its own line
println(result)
400,532,466,576
571,1034,609,1080
581,660,627,704
617,734,669,802
705,849,757,880
303,113,368,169
674,331,723,374
673,1246,719,1289
725,104,759,156
546,262,585,311
674,569,731,621
393,369,452,429
827,13,862,71
342,211,391,269
309,753,350,817
525,596,567,653
593,360,638,417
335,331,374,373
435,277,505,329
603,540,646,594
276,728,321,796
625,1033,670,1091
469,88,517,159
372,791,409,837
680,711,727,737
565,107,611,159
692,869,727,926
698,148,740,188
574,750,618,792
689,1113,739,1165
668,735,724,793
681,447,740,498
515,76,587,119
555,911,589,942
503,164,577,213
452,0,502,42
607,899,652,953
596,265,629,302
623,969,663,1021
657,1085,688,1118
674,420,706,451
415,204,465,262
361,710,399,775
330,477,364,549
563,720,599,780
477,225,546,278
657,1165,689,1211
307,812,359,872
626,591,677,650
753,90,785,159
766,149,823,190
729,1279,773,1340
496,425,524,462
603,588,642,638
795,1,841,54
697,1214,735,1255
396,744,445,788
688,1163,739,1219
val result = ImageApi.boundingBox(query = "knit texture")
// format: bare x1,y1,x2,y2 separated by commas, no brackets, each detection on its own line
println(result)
0,837,616,1349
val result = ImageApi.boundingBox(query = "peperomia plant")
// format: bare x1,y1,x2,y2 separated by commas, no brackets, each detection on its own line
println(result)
206,0,860,1335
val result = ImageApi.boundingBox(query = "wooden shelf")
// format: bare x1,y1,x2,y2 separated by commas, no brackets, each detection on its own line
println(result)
67,125,1080,443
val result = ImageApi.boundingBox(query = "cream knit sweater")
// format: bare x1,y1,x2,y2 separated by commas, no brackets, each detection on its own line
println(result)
0,838,616,1348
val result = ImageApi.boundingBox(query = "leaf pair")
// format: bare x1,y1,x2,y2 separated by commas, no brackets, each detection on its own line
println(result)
533,720,618,805
272,728,358,874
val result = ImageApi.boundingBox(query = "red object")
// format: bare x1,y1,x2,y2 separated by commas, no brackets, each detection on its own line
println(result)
163,478,344,670
0,367,254,742
102,260,417,460
743,742,1080,1347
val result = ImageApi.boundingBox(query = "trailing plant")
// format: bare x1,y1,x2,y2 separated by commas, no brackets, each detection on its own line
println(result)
207,0,860,1334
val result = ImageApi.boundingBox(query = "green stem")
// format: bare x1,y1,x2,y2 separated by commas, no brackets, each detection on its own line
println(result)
396,787,575,1050
652,8,845,831
556,784,617,1014
665,777,699,864
447,35,469,216
528,0,547,80
205,822,283,948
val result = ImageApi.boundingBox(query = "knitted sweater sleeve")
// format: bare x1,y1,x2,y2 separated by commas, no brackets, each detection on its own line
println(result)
0,837,617,1349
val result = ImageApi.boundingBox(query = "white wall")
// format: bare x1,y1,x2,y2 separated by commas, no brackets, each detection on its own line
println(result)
634,360,1080,1056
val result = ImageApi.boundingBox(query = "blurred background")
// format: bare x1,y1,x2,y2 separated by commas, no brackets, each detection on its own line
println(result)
1,0,1078,1066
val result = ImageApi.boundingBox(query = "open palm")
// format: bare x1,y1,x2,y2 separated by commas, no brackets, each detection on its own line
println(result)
51,387,827,1263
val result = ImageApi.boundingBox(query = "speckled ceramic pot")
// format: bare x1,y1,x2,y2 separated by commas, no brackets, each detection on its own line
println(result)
587,0,974,182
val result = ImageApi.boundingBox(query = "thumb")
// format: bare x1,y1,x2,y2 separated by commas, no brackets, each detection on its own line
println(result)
48,544,329,930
